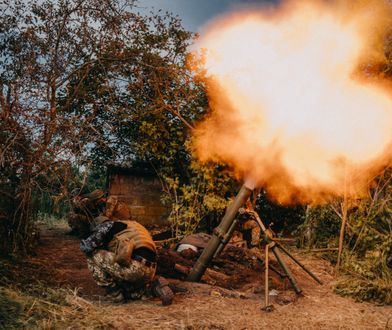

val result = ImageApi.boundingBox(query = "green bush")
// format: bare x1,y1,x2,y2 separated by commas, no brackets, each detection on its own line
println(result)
162,160,235,236
298,170,392,304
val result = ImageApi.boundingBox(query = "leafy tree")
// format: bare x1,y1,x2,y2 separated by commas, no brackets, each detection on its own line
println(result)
255,190,305,234
0,0,207,254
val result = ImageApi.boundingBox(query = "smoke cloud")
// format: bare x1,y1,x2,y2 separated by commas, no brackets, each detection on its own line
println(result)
191,0,392,204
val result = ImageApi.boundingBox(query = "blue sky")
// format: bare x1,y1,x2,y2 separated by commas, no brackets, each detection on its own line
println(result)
137,0,278,32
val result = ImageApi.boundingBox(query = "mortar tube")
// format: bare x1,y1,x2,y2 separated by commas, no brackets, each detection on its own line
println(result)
187,184,253,282
213,218,239,259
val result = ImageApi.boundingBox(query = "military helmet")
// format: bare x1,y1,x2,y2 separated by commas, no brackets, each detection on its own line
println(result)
83,189,105,200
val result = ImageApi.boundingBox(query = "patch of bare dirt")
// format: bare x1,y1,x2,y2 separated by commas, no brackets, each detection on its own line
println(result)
29,226,105,297
22,225,392,329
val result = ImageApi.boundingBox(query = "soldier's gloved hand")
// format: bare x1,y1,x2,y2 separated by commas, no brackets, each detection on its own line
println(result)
80,240,94,256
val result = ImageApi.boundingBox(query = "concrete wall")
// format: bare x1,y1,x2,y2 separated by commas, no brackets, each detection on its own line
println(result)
108,173,168,225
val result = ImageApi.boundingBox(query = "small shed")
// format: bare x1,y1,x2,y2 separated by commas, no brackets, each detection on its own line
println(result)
107,164,168,225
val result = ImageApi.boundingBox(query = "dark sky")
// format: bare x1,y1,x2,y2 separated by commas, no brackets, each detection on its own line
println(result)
137,0,279,32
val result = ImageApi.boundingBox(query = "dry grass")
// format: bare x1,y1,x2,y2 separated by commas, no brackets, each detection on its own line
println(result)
0,286,114,329
2,276,392,330
335,275,392,305
1,225,392,329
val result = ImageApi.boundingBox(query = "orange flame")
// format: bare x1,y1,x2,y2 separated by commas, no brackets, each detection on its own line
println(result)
192,0,392,204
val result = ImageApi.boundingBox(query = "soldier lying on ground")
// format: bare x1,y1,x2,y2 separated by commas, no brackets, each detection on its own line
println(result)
80,217,174,305
67,189,106,237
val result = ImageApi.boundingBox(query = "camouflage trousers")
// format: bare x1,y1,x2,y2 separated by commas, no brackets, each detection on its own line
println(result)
87,250,156,299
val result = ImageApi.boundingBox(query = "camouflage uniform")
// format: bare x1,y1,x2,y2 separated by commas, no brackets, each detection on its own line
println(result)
87,249,156,299
80,220,173,304
67,189,106,237
68,191,132,237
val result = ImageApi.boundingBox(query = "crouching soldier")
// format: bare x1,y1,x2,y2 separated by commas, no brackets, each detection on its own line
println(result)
67,189,106,237
80,218,174,305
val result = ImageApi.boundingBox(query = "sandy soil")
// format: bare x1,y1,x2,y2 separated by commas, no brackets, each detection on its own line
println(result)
26,225,392,330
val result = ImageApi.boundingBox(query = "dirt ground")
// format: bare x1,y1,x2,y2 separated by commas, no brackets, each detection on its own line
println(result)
23,225,392,329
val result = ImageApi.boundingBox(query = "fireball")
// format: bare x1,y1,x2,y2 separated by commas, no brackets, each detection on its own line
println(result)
192,0,392,204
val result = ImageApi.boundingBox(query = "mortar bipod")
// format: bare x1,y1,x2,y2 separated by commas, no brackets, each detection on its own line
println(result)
239,209,323,307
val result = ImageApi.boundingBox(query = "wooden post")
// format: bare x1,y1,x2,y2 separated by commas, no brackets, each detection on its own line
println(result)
336,167,349,273
264,244,269,308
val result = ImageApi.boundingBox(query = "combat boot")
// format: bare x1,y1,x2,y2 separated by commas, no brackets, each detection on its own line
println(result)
105,285,125,304
151,276,174,306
